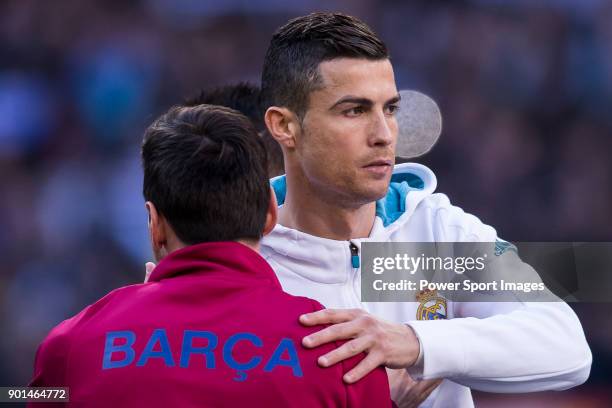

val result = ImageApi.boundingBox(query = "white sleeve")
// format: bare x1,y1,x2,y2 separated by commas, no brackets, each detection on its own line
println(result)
407,195,592,392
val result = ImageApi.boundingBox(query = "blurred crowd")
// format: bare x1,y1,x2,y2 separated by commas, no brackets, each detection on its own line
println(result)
0,0,610,404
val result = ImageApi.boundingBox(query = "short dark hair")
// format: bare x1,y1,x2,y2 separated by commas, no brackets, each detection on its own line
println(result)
142,104,270,245
184,83,284,177
184,82,264,130
261,12,388,118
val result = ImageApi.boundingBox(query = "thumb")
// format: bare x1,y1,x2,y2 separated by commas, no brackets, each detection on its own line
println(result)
144,262,156,283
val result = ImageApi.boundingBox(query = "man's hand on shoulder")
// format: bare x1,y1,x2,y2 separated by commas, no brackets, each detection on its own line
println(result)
299,308,420,383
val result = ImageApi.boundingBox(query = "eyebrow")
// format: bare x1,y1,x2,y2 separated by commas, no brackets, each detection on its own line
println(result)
329,94,401,110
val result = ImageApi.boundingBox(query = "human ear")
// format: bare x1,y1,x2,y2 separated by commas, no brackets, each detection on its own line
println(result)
145,201,167,259
262,187,278,236
264,106,299,150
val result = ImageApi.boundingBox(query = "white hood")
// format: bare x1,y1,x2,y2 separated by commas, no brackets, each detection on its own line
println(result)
263,162,438,275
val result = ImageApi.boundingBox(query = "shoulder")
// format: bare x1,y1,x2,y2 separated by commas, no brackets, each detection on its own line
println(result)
265,290,326,322
30,309,84,386
415,193,498,241
31,283,145,384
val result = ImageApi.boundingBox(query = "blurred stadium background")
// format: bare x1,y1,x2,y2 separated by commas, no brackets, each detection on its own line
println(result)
0,0,610,406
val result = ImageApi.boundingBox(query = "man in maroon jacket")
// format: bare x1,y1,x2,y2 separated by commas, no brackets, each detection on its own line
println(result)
30,104,391,407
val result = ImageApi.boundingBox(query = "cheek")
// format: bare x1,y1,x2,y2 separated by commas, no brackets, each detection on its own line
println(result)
303,127,360,168
300,134,353,184
311,122,363,157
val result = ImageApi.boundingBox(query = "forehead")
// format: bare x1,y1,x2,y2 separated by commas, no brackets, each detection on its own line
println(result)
314,58,397,103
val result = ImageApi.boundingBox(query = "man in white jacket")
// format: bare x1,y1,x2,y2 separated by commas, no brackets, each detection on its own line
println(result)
259,12,592,407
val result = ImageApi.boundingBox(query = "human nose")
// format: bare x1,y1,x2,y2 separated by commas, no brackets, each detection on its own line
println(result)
368,110,395,147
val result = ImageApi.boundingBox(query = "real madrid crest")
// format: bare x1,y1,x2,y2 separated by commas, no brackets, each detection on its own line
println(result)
416,289,447,320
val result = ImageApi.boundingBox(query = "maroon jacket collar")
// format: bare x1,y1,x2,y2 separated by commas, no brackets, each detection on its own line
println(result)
148,241,281,290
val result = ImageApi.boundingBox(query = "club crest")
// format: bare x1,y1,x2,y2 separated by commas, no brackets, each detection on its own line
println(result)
416,289,447,320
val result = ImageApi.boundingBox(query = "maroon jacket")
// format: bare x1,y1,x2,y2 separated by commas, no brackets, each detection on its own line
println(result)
30,242,391,407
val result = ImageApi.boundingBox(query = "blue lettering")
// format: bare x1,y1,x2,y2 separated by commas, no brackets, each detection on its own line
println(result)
101,329,302,379
223,333,262,381
180,331,217,368
136,329,175,367
102,331,136,369
264,338,303,377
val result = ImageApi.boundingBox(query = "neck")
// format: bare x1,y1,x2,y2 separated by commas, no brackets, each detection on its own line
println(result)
278,171,377,241
159,237,260,262
237,238,260,252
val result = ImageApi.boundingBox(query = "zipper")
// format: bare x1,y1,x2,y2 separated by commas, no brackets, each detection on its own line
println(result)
349,241,360,268
348,241,363,307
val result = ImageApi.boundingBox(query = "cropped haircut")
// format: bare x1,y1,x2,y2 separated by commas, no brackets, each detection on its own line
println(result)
261,12,388,119
142,104,270,244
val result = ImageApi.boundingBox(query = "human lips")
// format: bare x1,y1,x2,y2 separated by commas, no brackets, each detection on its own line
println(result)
364,159,393,168
362,159,393,176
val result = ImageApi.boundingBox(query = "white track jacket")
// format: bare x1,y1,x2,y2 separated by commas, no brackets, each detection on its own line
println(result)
261,162,592,408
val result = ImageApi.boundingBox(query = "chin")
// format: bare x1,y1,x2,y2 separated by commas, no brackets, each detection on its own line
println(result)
357,183,390,204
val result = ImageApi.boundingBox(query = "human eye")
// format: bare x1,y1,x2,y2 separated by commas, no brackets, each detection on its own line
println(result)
384,104,400,116
343,106,366,117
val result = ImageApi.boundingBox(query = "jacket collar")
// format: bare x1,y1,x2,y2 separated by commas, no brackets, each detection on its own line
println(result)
148,241,281,290
262,163,438,283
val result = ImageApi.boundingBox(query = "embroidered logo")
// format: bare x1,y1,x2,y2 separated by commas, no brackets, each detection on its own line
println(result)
416,289,447,320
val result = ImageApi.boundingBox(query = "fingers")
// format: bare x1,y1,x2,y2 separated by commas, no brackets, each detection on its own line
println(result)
388,375,442,408
301,309,421,384
343,351,384,384
145,262,156,283
420,378,443,396
299,308,361,326
403,378,442,406
318,336,372,367
386,367,415,388
303,320,359,348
